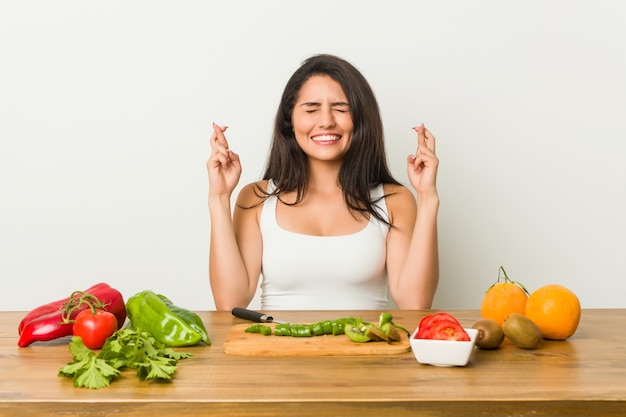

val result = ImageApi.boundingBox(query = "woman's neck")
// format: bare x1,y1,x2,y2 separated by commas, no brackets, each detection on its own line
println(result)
307,160,343,193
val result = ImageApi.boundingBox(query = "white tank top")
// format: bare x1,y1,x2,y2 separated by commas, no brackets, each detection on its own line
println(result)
259,180,390,310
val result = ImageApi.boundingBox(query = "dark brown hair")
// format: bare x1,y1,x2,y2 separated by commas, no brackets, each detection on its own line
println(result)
258,54,400,225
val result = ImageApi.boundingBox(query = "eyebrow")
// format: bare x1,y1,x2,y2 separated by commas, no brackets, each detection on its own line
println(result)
299,101,350,107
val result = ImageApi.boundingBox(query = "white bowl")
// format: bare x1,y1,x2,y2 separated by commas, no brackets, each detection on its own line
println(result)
409,327,478,367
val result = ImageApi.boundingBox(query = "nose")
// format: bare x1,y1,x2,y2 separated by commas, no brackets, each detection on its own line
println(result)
317,107,336,128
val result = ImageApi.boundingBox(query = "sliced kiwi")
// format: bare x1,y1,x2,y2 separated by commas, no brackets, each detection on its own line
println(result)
381,322,402,342
472,318,505,349
365,325,388,342
344,322,372,343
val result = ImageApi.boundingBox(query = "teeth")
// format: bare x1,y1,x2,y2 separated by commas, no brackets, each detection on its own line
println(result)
312,135,340,142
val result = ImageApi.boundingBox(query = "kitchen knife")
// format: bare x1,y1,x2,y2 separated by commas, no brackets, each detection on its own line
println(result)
231,307,288,324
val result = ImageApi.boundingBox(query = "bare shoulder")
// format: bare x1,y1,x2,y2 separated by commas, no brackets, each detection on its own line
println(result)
383,183,416,205
382,183,417,224
235,180,269,208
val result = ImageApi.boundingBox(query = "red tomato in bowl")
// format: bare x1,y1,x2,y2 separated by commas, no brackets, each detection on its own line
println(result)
73,309,118,349
416,312,470,341
429,320,470,341
416,312,462,339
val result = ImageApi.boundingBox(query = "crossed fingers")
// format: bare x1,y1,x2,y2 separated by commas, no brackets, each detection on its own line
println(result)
412,123,436,155
210,122,233,166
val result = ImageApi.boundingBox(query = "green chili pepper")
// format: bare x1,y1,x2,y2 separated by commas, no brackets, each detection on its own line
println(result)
320,320,333,334
126,290,208,347
241,315,403,341
337,316,359,326
392,321,410,336
274,323,292,336
245,324,272,335
378,312,410,336
379,312,393,327
245,324,261,333
158,294,211,344
311,322,325,336
290,324,313,337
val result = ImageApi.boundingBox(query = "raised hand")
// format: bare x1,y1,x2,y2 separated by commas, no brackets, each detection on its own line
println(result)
206,122,242,197
407,123,439,196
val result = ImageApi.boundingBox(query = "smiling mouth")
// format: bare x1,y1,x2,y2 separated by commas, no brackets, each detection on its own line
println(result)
311,134,341,143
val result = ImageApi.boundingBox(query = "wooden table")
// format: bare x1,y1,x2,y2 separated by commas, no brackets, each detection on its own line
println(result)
2,309,625,416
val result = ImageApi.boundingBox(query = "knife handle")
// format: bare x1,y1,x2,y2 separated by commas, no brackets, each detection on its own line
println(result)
232,307,274,323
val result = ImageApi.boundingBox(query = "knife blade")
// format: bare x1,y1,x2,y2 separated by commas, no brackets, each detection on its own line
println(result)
231,307,288,324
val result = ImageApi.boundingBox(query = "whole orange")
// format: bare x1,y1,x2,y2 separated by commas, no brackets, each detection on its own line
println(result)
480,266,529,325
525,284,581,340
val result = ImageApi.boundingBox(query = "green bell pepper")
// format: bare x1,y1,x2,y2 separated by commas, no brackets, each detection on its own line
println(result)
157,294,211,344
126,290,210,347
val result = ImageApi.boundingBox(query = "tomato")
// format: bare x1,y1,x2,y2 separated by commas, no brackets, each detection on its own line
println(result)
429,320,470,341
73,309,118,349
416,312,462,339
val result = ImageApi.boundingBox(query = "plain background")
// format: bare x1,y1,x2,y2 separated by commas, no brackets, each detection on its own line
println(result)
2,1,625,312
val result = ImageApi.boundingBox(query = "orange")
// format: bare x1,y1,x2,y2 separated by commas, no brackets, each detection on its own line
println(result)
525,284,581,340
480,266,529,325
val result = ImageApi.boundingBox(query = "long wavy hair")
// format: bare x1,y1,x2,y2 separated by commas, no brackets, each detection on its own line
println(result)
256,54,401,226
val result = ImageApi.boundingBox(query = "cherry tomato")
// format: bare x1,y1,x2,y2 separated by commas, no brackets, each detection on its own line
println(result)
416,312,462,339
73,309,118,349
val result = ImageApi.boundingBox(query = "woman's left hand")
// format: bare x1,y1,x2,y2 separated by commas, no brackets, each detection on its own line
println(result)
407,123,439,196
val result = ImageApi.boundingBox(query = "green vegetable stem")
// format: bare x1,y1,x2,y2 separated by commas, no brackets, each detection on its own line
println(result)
126,290,210,347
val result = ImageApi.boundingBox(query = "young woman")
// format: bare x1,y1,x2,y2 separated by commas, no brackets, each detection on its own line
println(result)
207,54,439,310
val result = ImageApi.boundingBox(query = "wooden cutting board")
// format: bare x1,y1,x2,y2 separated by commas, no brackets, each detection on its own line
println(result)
223,323,411,356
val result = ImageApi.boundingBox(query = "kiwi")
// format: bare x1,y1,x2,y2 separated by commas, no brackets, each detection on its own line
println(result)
472,318,505,349
381,323,402,342
344,323,372,343
365,325,388,342
502,313,542,349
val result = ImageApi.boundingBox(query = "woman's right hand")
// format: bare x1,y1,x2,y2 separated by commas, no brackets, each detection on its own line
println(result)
207,122,242,197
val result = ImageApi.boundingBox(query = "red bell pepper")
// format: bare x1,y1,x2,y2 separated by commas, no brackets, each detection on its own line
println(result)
17,283,126,347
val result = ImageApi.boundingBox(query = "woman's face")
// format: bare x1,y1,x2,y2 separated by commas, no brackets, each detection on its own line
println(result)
291,75,354,163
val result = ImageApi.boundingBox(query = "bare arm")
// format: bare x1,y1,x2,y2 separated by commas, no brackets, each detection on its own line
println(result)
386,124,440,309
207,123,261,310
